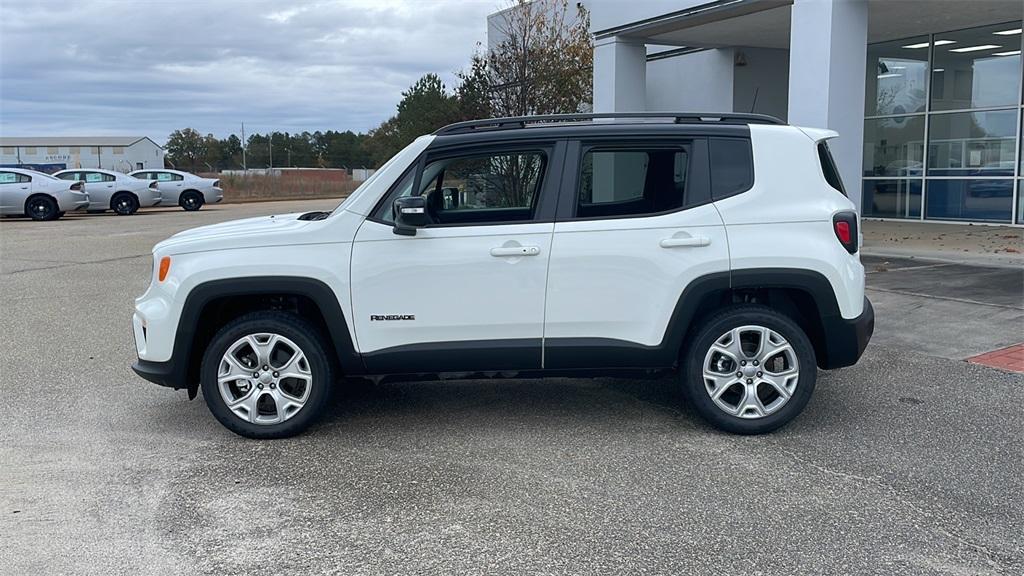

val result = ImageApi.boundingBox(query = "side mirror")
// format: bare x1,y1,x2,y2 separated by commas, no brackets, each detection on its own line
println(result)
393,196,428,236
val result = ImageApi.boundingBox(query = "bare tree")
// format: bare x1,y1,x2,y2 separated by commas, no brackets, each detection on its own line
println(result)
469,0,593,118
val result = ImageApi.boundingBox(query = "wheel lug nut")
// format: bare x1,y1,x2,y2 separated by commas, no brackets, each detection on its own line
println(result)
262,365,269,371
753,360,759,366
273,372,279,378
257,383,264,389
746,378,753,384
253,372,259,378
757,371,763,377
740,360,746,366
736,371,743,378
270,383,276,389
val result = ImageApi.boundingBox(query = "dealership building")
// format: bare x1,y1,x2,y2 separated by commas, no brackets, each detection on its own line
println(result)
0,136,165,173
493,0,1023,225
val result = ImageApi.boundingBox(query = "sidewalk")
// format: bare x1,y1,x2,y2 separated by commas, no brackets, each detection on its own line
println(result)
862,219,1023,267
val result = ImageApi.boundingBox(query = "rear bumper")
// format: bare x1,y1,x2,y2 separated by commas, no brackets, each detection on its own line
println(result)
819,297,874,370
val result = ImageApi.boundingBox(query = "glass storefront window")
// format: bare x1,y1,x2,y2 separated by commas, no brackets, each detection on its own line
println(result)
862,179,922,218
930,22,1022,111
863,116,925,176
927,109,1018,176
865,36,929,116
925,179,1013,222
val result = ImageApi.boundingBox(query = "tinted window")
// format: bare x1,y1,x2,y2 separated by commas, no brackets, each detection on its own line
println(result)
818,142,846,195
56,172,79,181
0,172,19,184
134,172,151,180
377,151,546,226
709,138,753,199
576,146,692,218
84,172,106,183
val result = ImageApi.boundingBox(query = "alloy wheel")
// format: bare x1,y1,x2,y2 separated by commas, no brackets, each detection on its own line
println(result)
217,333,312,425
702,325,800,419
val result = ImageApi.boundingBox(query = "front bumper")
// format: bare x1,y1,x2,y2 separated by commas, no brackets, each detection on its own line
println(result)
819,297,874,370
132,358,185,389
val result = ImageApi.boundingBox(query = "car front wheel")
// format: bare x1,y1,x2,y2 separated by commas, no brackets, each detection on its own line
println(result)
683,305,816,435
200,311,333,439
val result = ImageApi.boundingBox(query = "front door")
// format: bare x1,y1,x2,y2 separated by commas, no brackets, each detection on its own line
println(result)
350,143,562,374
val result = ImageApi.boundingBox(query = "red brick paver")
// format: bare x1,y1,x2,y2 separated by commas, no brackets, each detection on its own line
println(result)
967,343,1024,374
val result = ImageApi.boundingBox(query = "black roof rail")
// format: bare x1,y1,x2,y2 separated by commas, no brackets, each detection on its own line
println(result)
433,112,785,135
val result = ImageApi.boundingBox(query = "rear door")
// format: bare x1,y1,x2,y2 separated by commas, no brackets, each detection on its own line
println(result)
350,140,564,373
542,136,732,369
0,171,31,214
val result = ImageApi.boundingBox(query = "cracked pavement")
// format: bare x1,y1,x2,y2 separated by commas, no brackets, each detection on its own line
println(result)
1,201,1022,575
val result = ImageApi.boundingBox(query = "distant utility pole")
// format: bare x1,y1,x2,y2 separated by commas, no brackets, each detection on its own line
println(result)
268,133,273,169
241,121,247,170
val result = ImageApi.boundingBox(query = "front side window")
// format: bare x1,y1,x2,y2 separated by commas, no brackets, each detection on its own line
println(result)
576,146,692,218
376,150,546,226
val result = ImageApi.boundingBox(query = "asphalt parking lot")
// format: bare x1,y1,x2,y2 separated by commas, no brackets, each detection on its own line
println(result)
1,201,1022,575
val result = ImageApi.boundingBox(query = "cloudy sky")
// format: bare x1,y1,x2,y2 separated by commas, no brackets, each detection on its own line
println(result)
0,0,498,143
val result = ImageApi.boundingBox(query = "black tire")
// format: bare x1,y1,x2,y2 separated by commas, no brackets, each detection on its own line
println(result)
200,311,333,439
179,191,204,211
111,192,139,215
682,305,816,435
25,195,60,221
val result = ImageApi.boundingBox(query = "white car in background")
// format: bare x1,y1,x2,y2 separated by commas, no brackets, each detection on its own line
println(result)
0,168,90,220
54,168,161,215
130,169,223,211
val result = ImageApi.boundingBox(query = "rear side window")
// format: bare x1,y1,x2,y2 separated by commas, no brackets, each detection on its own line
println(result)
817,141,846,196
709,137,753,199
576,145,694,219
0,171,29,183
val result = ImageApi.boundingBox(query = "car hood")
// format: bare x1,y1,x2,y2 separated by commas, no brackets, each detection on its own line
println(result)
155,212,311,254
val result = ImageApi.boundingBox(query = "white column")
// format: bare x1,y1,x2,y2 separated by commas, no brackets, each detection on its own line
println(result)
787,0,868,211
593,36,647,113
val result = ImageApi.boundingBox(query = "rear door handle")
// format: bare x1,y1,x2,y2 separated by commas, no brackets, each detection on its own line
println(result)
490,246,541,257
660,236,710,248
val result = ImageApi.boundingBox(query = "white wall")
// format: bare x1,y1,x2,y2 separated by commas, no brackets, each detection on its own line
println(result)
646,48,736,112
0,140,165,171
732,47,790,121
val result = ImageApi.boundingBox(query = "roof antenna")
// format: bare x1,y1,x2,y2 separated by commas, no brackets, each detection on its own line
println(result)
749,87,760,113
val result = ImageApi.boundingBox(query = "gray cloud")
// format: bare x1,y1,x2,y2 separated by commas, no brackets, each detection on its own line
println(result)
0,0,497,143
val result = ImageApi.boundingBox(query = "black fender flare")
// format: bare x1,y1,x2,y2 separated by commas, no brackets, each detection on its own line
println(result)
161,276,360,394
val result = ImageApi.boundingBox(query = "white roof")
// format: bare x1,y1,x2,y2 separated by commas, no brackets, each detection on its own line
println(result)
0,136,162,148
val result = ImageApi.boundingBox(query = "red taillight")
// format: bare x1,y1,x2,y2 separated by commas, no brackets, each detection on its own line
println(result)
832,212,858,254
213,180,220,188
834,221,851,244
70,182,82,191
150,181,158,189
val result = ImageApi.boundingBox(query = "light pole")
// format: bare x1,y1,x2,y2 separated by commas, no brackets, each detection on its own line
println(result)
268,133,273,169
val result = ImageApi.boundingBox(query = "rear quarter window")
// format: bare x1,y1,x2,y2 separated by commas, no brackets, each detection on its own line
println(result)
817,141,846,196
709,137,753,199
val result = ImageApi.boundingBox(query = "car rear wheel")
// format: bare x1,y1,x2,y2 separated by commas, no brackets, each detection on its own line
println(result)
111,192,139,215
682,305,816,435
179,191,203,211
25,195,60,221
200,311,333,439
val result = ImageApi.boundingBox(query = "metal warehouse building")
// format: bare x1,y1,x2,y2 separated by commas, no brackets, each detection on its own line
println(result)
0,136,165,173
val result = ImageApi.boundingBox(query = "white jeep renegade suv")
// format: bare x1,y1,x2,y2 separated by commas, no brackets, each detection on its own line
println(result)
132,113,874,439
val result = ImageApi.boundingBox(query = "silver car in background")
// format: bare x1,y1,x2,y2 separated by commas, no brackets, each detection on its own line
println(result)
53,168,161,215
0,168,90,221
130,169,223,211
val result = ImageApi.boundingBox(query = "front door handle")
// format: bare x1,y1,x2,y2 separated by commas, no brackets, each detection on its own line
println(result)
660,236,710,248
490,246,541,257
